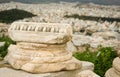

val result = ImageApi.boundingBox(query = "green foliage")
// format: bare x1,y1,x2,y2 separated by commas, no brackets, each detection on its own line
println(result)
73,44,97,63
64,14,120,22
0,9,36,23
73,45,117,77
0,37,15,58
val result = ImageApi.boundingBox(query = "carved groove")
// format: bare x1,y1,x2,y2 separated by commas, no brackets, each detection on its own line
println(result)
9,22,71,34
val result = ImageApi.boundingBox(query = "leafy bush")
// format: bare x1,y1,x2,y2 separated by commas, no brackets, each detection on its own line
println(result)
0,37,15,58
64,14,120,22
73,45,117,77
0,9,36,23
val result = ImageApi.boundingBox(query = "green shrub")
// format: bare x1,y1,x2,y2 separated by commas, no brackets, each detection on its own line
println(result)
64,14,120,22
0,9,36,23
73,45,117,77
0,37,15,58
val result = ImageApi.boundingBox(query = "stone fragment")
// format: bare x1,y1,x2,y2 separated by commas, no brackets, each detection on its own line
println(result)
9,22,72,44
66,41,77,52
92,31,120,40
113,57,120,72
85,25,99,35
105,68,120,77
0,42,5,47
81,61,94,71
72,35,92,46
105,57,120,77
0,67,81,77
77,70,100,77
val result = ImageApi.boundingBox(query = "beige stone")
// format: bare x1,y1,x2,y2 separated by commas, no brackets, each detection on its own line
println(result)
0,61,11,68
17,42,66,50
66,41,77,52
5,45,81,73
85,25,99,35
0,61,95,77
9,22,72,44
105,68,120,77
0,42,5,47
5,22,81,73
113,57,120,72
77,70,100,77
105,57,120,77
81,61,94,71
0,67,82,77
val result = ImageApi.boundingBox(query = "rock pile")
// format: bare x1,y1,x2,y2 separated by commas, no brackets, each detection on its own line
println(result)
67,35,120,52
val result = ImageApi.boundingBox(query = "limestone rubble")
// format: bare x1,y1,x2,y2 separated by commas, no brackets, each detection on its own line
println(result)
0,2,120,52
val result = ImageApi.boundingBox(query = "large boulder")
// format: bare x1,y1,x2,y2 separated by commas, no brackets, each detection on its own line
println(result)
5,45,82,73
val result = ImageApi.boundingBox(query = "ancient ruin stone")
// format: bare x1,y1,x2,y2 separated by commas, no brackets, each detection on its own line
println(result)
105,57,120,77
77,70,100,77
8,22,72,44
4,22,82,73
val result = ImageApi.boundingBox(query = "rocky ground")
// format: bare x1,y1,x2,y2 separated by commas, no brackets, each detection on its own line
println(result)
0,2,120,52
0,2,120,77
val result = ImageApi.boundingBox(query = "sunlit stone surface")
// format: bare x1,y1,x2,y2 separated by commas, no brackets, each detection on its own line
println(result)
105,57,120,77
4,22,82,73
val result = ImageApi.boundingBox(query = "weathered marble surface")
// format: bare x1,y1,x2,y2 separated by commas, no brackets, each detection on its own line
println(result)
5,44,82,73
0,61,94,77
5,22,81,73
105,57,120,77
77,70,100,77
9,22,72,44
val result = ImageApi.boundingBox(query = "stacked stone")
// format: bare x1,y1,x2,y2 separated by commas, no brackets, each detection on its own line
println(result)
105,57,120,77
4,22,82,73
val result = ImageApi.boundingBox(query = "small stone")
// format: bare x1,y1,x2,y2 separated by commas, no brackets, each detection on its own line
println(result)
0,67,83,77
66,41,77,52
81,61,94,71
5,22,81,73
0,42,5,47
113,57,120,72
77,70,100,77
